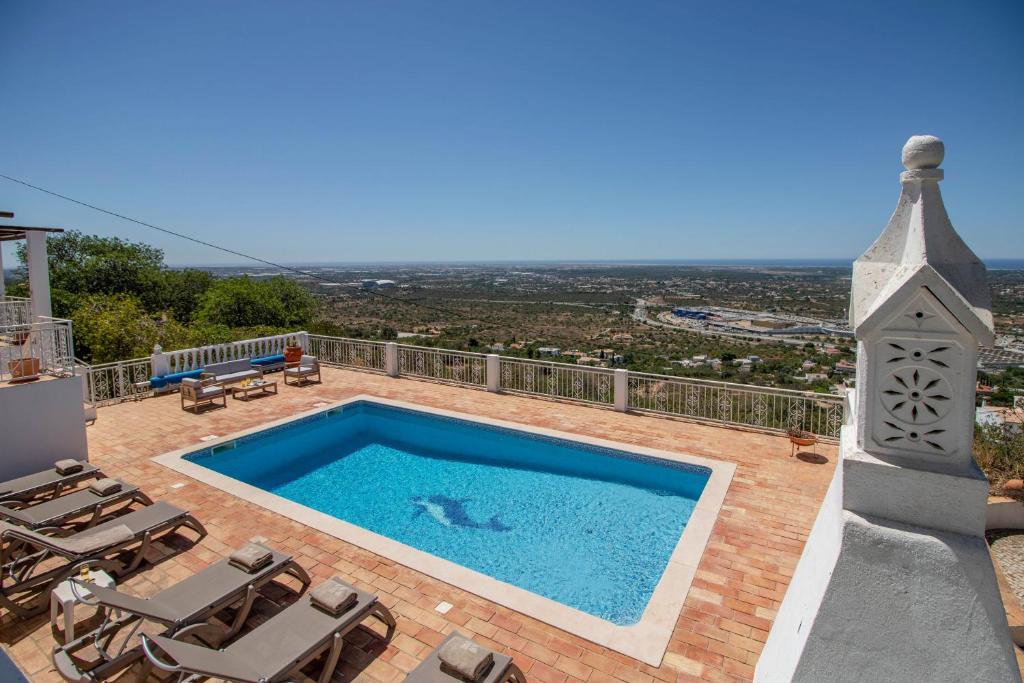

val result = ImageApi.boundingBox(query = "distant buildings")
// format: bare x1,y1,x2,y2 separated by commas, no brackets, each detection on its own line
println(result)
537,347,561,357
360,279,396,290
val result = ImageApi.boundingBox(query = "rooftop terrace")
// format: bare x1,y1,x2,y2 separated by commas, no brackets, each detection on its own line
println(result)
3,365,836,682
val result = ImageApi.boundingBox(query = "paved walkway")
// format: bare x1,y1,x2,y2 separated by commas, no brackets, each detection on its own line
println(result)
0,367,837,682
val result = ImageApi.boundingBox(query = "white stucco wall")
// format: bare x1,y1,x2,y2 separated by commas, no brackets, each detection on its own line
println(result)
0,377,88,479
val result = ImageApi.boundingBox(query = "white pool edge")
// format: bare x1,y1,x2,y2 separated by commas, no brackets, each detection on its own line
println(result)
152,394,735,666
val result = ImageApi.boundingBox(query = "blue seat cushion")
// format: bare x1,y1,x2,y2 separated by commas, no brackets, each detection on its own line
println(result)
150,369,204,390
251,354,286,367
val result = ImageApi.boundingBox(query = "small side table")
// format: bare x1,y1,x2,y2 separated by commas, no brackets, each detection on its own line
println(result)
50,569,116,642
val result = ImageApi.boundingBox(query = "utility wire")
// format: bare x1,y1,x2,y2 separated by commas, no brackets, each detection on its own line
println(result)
0,172,470,320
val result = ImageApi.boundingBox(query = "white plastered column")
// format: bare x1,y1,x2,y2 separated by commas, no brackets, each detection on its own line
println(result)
25,230,52,319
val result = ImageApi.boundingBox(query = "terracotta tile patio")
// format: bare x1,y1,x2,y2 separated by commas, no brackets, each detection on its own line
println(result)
1,367,839,682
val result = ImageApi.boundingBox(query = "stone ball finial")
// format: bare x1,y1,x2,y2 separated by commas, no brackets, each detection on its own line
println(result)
902,135,944,170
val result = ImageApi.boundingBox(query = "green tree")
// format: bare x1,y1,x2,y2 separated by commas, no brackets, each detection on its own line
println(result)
18,231,164,317
194,276,314,329
71,294,187,363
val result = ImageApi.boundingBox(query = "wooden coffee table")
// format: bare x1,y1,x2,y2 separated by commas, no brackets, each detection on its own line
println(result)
230,380,278,401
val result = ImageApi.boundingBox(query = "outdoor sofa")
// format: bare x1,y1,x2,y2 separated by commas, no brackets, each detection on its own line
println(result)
201,358,263,386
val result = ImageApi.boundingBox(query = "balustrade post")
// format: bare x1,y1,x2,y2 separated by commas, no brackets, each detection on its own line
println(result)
614,369,628,412
151,344,169,378
297,331,309,352
486,354,500,392
385,342,399,377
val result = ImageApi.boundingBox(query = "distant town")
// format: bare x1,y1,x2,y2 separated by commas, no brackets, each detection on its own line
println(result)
188,261,1024,400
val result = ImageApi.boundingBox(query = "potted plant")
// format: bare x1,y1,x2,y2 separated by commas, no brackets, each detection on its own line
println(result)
787,428,817,457
284,343,303,367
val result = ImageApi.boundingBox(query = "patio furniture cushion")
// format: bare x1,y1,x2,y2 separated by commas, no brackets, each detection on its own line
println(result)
438,635,494,682
150,369,204,390
229,543,273,573
181,377,203,389
89,478,122,496
251,354,285,368
61,524,135,555
205,359,253,376
213,370,260,384
198,386,224,398
54,459,83,476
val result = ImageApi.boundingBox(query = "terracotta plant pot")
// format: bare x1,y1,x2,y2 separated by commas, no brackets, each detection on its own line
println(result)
9,357,41,382
284,345,303,366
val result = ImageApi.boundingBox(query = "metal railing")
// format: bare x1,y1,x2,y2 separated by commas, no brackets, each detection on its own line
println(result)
499,357,615,407
0,317,75,383
627,371,843,437
0,296,32,328
399,345,488,387
82,357,153,406
308,335,387,373
84,331,846,439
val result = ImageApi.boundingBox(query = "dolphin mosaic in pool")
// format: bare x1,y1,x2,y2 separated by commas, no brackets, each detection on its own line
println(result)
410,495,512,532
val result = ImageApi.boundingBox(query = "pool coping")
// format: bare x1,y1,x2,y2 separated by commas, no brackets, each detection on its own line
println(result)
152,394,735,666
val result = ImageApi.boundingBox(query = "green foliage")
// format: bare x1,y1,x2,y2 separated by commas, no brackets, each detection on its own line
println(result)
975,414,1024,493
140,269,215,324
70,294,188,363
194,276,314,329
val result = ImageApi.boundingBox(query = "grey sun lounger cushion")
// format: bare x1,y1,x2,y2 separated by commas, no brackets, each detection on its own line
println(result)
438,635,495,682
89,478,122,496
145,579,386,683
229,542,273,573
31,502,189,557
0,462,101,500
60,524,135,555
0,481,143,529
407,633,521,683
54,460,84,476
309,577,357,615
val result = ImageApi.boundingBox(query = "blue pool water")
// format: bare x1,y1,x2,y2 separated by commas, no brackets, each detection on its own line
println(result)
187,401,710,624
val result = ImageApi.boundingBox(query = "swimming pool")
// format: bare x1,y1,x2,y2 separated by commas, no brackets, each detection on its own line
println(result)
155,396,733,664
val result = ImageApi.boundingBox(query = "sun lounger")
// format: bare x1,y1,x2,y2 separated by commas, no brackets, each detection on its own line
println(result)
52,542,311,682
141,576,396,683
406,632,526,683
0,480,151,530
0,461,103,503
0,502,206,619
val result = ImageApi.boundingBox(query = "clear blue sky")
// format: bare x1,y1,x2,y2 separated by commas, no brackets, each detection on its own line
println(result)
1,1,1022,265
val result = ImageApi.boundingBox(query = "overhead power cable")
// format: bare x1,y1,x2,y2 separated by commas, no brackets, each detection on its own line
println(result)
0,172,469,320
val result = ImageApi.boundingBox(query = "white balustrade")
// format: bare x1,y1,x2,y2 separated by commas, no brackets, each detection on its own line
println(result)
0,317,75,383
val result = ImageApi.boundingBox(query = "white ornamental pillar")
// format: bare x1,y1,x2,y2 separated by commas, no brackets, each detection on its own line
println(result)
26,230,52,319
385,342,399,377
486,354,500,392
755,136,1018,683
0,245,6,299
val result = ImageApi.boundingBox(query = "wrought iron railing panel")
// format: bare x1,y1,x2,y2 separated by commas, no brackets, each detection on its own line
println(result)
626,371,843,438
499,358,615,406
83,357,153,406
399,345,488,387
0,318,76,383
0,297,32,328
308,335,387,373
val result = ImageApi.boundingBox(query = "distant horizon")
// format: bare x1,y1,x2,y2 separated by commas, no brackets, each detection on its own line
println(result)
162,257,1024,270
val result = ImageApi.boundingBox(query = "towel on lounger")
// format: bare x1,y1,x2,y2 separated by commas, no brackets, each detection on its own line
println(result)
89,478,122,496
438,635,495,682
229,543,272,573
55,459,83,475
61,524,134,555
309,578,358,616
